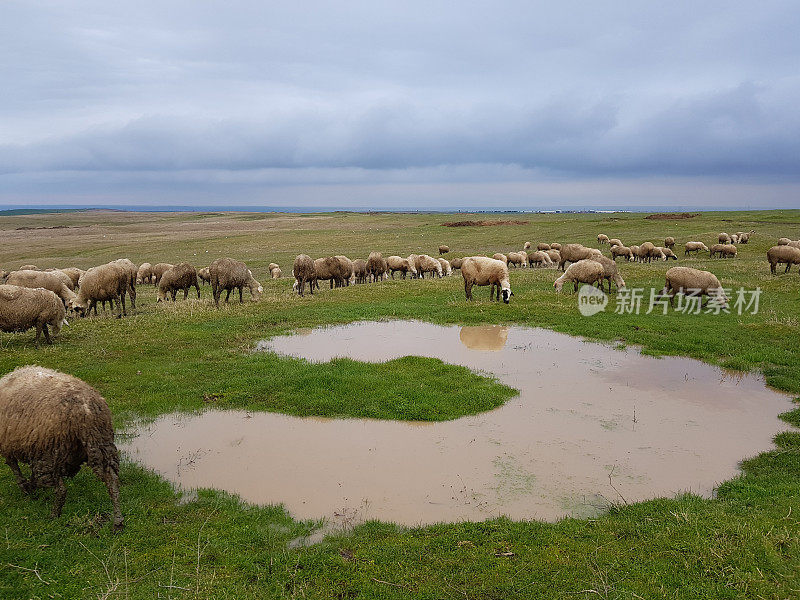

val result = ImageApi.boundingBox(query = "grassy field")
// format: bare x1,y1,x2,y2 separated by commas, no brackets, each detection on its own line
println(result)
0,209,799,599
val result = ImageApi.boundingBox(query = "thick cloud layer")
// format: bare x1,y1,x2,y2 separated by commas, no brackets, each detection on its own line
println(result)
1,1,798,207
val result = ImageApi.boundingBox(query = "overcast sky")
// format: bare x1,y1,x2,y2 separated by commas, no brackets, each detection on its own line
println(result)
1,1,799,210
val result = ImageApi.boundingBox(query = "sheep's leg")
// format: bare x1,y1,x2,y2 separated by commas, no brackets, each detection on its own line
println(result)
238,287,244,303
5,457,33,495
195,283,200,299
34,325,43,346
129,285,136,309
51,476,67,518
118,294,126,317
225,289,232,302
574,281,578,293
785,264,791,274
43,324,53,345
464,280,472,300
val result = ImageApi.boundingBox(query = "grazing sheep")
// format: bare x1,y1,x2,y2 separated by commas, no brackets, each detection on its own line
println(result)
528,251,552,268
109,259,137,310
661,266,727,308
209,258,262,306
0,286,67,345
608,238,622,248
450,257,463,270
415,254,443,278
438,258,453,276
59,268,85,289
461,257,512,303
767,245,800,274
536,243,551,251
718,232,731,244
636,242,657,263
788,240,800,250
0,366,123,531
738,230,754,244
730,234,740,244
270,266,282,279
597,234,609,244
664,237,675,249
656,247,678,260
590,256,626,292
19,265,38,271
335,256,354,286
492,253,508,264
151,263,174,286
43,268,77,291
546,249,561,265
778,238,792,246
684,241,709,256
438,245,450,255
366,252,388,283
506,251,527,268
611,245,634,261
292,254,316,296
523,242,531,250
550,243,562,251
73,263,130,318
629,245,640,261
554,259,604,293
136,263,153,284
157,262,200,302
312,257,338,289
352,259,368,283
710,244,737,258
198,267,211,285
5,270,78,309
558,244,601,271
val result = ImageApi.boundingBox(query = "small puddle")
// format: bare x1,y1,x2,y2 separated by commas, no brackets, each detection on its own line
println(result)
121,321,795,528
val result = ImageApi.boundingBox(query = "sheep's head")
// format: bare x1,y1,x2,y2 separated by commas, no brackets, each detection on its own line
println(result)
408,264,418,277
501,282,513,304
249,280,263,301
554,276,565,293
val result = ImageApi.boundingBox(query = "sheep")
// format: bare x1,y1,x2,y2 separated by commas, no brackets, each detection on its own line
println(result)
5,270,79,310
660,266,728,308
438,245,450,255
664,237,675,249
536,243,551,251
656,247,678,260
597,234,609,244
778,238,792,245
461,257,512,303
209,258,262,306
198,267,211,285
0,366,123,531
438,258,453,276
789,240,800,250
738,230,754,244
767,245,800,274
450,257,463,270
636,242,657,263
19,264,38,271
629,245,640,261
151,263,174,286
73,263,130,318
528,251,552,268
157,262,200,302
554,259,605,293
415,254,443,278
312,257,338,289
684,241,709,256
352,259,368,283
506,251,527,268
546,249,561,265
270,266,282,279
608,238,622,248
710,244,737,258
110,259,137,309
335,256,354,286
550,243,562,251
718,232,731,244
43,268,76,291
610,245,632,261
523,242,531,250
292,254,316,296
730,234,740,244
366,252,388,283
136,262,153,284
0,286,67,345
590,256,626,292
558,244,602,271
492,253,508,264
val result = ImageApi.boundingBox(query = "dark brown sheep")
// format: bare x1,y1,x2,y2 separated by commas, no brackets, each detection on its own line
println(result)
151,263,174,286
209,258,262,307
157,262,200,301
293,254,316,296
0,285,67,345
0,366,123,531
366,252,388,282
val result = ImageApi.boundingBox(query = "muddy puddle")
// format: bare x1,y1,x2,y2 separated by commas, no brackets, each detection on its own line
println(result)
121,321,795,528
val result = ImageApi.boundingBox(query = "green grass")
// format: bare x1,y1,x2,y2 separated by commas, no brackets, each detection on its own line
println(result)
0,209,799,598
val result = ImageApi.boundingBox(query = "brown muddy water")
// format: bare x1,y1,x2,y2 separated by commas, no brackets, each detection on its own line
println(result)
120,321,795,528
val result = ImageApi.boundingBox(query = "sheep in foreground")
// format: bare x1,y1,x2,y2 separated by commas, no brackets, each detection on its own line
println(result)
611,245,633,261
553,259,604,293
664,237,675,249
151,263,174,286
661,266,727,308
136,263,153,284
352,259,367,283
209,258,262,306
506,251,527,268
597,234,609,244
198,267,211,285
415,254,443,278
767,245,800,274
528,251,552,268
6,270,78,309
73,263,130,317
438,245,450,255
0,286,67,345
461,257,512,303
718,232,731,244
366,252,388,282
558,244,601,271
710,244,737,258
438,258,453,276
157,263,200,302
450,257,463,270
293,254,315,296
0,366,123,531
608,238,622,248
492,253,508,264
110,259,137,309
590,256,626,292
684,241,709,256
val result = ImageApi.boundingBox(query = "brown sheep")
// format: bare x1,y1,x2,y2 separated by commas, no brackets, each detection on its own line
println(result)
73,263,130,317
415,254,443,278
590,256,626,292
777,237,792,246
18,264,38,271
637,242,657,263
438,245,450,255
661,267,727,308
767,245,800,274
313,257,342,289
366,252,388,282
209,258,262,306
554,259,604,293
684,241,709,256
550,243,562,251
492,253,508,264
270,266,282,279
718,232,731,244
157,262,200,302
527,251,552,268
136,262,153,284
352,259,368,283
0,366,123,531
449,257,463,270
110,259,137,310
537,243,551,251
6,270,78,309
43,268,76,291
59,267,85,289
710,244,737,258
0,285,67,345
506,251,527,268
664,237,675,249
198,267,211,285
335,256,354,286
557,244,601,270
611,245,633,261
386,256,417,279
292,254,316,296
546,249,561,265
608,238,622,248
597,234,609,244
461,257,512,303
